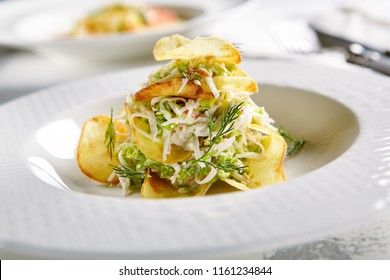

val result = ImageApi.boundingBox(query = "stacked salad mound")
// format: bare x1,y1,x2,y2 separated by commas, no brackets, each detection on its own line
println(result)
77,35,287,198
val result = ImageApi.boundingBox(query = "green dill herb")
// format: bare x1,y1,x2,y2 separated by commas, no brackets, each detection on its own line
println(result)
278,127,306,156
111,164,147,180
104,108,116,159
194,102,246,172
211,102,244,144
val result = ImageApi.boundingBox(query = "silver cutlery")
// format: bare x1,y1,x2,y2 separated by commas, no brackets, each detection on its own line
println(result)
267,19,390,76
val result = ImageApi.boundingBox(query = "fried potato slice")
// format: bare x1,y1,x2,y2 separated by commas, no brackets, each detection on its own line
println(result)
125,104,193,164
135,76,257,102
246,126,287,188
141,172,211,198
153,36,241,64
201,76,258,94
77,116,119,183
232,67,248,76
135,78,213,102
206,180,239,195
223,179,251,191
153,34,191,59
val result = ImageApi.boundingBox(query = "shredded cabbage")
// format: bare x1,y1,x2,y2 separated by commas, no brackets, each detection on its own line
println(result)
117,91,275,191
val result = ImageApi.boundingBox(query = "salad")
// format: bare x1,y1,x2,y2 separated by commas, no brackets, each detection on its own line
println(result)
71,4,180,37
77,35,292,198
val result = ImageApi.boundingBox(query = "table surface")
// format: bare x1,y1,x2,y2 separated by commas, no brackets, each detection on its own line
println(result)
1,0,390,259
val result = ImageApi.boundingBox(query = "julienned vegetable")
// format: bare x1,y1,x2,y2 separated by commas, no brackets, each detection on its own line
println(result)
77,35,291,198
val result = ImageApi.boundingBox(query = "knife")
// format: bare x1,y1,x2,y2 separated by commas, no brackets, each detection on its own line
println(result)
312,27,390,76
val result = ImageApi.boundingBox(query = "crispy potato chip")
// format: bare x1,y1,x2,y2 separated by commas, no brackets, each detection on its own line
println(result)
246,126,286,188
135,78,213,102
153,36,241,64
125,104,193,164
153,34,191,59
77,116,119,183
141,172,211,198
141,172,188,198
201,76,258,93
206,180,239,195
223,179,251,191
135,76,257,102
232,67,248,76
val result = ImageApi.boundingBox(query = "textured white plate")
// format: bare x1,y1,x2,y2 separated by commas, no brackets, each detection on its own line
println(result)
1,60,390,259
0,0,256,61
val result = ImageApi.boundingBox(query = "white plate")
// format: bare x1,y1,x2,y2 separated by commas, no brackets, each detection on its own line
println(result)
1,60,390,259
0,0,256,61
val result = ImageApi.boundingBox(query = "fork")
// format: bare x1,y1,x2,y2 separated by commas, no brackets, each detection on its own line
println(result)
266,19,321,54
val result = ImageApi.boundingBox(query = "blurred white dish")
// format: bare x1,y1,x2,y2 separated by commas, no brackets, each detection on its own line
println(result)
0,0,256,61
309,3,390,52
1,60,390,259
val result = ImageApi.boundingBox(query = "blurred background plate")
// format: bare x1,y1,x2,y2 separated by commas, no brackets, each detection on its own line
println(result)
0,0,257,61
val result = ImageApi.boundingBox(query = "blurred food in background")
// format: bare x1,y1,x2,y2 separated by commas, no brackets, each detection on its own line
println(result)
70,3,180,37
0,0,254,61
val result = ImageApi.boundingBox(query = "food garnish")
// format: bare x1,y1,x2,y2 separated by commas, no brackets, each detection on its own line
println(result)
104,108,116,159
278,127,306,157
77,34,299,198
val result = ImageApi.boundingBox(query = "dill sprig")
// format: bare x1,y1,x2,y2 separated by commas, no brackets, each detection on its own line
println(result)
104,108,116,159
278,127,306,157
111,164,147,180
194,102,246,172
210,102,243,146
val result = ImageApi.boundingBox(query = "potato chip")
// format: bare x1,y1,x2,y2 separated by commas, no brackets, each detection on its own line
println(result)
141,172,188,198
153,34,191,59
232,67,248,76
246,126,286,188
77,116,119,183
135,78,213,102
205,180,239,195
153,36,241,64
141,172,211,198
201,76,258,93
223,179,251,191
125,104,193,164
